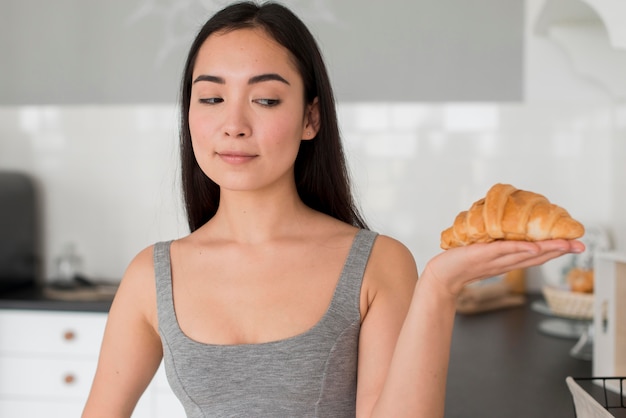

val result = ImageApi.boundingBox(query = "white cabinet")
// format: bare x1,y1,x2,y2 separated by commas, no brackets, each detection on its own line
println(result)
0,309,184,417
0,309,107,417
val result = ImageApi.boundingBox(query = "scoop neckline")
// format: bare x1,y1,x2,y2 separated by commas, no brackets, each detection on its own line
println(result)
160,229,366,349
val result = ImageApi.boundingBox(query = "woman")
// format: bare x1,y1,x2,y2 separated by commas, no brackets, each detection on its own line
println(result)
83,2,584,417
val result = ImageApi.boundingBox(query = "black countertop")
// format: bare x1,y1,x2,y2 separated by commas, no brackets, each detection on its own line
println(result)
0,284,112,312
445,294,593,418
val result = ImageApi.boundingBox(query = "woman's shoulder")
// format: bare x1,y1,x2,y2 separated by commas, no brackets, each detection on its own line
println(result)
358,233,418,337
370,233,417,270
125,243,158,278
364,233,419,297
113,244,161,325
122,238,178,285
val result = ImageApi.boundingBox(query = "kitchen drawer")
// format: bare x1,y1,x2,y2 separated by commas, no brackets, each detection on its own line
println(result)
0,309,107,356
0,356,96,399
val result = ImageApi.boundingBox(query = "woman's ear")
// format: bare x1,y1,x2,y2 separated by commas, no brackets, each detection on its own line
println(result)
302,97,320,140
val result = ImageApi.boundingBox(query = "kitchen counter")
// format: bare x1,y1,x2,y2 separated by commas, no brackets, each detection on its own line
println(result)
445,294,592,418
0,285,113,312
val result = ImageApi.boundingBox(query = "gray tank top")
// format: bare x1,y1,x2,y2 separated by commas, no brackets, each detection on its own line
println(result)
154,229,378,417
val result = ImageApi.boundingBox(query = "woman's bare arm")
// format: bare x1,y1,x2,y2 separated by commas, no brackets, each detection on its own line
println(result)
82,246,163,418
359,238,585,418
356,236,419,416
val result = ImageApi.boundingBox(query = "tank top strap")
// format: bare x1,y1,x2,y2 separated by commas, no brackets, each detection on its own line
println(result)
153,240,177,338
327,229,378,321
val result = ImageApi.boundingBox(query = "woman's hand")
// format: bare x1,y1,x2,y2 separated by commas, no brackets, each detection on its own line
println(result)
421,239,586,298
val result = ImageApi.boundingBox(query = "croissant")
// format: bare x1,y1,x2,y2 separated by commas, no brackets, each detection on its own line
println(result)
566,267,594,293
440,183,584,249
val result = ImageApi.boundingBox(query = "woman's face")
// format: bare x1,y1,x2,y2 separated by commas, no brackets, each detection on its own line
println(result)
189,28,319,194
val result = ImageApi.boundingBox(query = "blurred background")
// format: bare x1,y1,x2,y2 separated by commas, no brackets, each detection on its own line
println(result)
1,0,624,288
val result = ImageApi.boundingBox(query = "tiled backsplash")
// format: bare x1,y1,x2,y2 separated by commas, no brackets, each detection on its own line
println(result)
0,103,622,289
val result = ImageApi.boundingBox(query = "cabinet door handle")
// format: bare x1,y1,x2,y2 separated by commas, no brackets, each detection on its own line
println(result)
63,373,76,385
63,330,76,341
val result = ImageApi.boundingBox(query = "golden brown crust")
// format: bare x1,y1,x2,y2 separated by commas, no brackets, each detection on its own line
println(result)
484,183,516,239
567,268,594,293
440,183,585,249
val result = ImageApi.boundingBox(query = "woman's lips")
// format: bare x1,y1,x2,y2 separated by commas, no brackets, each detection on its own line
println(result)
217,151,258,164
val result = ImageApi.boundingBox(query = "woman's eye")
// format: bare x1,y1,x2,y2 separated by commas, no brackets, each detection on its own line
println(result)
255,98,280,107
199,97,223,104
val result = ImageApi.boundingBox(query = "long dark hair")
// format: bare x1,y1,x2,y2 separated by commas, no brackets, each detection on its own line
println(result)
180,1,368,231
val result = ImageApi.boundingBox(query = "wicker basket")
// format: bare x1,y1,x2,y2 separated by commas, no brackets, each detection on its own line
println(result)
542,286,594,320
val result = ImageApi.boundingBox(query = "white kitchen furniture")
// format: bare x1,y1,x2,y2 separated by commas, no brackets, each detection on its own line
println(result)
593,251,626,394
0,308,184,417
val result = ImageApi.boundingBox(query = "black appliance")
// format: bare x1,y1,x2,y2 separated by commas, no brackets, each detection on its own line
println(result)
0,171,39,290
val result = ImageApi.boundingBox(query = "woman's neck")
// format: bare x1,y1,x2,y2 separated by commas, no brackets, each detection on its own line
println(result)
206,188,317,244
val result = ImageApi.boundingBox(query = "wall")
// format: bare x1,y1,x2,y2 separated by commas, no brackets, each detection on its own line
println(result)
0,102,615,287
0,106,184,282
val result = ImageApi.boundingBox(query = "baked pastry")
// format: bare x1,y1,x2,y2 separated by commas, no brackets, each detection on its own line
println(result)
440,183,584,249
566,267,594,293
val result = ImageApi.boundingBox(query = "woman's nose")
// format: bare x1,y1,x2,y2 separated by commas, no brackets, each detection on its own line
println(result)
223,102,251,138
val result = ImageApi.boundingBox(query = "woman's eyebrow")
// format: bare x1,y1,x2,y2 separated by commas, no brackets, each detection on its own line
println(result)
193,75,225,84
193,73,290,85
248,73,290,85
